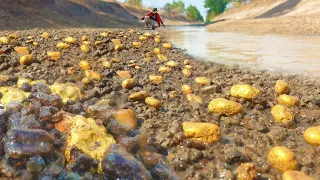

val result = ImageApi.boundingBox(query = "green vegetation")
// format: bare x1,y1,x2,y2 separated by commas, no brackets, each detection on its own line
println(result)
164,0,185,15
204,0,248,23
124,0,142,7
204,0,230,22
186,5,204,22
164,1,203,22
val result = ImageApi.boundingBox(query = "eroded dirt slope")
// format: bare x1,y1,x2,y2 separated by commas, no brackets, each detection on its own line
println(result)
207,0,320,35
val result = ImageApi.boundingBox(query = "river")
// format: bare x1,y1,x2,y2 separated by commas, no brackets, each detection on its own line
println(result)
166,26,320,77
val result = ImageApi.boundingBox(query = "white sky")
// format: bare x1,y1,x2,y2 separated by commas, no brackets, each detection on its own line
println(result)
116,0,207,18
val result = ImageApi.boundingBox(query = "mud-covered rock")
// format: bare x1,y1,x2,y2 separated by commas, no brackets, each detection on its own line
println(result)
31,92,63,109
4,128,54,158
150,163,179,180
7,112,40,129
101,144,152,180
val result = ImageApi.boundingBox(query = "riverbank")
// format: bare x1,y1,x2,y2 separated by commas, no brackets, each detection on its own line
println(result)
206,15,320,35
0,28,319,179
207,0,320,35
0,0,199,30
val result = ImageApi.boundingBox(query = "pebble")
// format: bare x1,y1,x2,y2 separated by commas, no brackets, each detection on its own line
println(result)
102,144,152,179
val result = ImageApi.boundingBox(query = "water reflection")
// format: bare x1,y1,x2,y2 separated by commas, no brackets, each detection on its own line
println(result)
166,26,320,76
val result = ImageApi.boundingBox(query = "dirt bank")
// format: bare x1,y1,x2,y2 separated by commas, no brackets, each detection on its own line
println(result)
0,28,319,179
207,0,320,35
0,0,199,30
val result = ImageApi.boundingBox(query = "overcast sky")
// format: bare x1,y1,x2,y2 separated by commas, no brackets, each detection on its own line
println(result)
116,0,207,18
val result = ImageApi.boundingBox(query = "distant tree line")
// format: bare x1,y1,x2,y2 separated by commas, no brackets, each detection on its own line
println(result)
124,0,253,23
164,0,204,22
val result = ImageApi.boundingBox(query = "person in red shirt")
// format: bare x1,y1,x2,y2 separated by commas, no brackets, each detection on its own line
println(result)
142,8,165,30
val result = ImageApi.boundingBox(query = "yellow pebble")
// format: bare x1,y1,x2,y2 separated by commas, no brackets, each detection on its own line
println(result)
158,66,172,73
184,59,190,65
154,48,161,55
33,42,39,46
169,91,176,99
132,42,142,48
102,61,112,68
230,84,261,99
19,54,34,65
162,43,172,49
79,60,91,70
85,70,101,81
182,122,220,143
0,87,30,106
185,65,193,70
81,35,88,41
182,69,192,77
122,78,136,89
47,52,61,61
129,29,135,33
50,83,82,103
278,94,299,107
64,37,77,44
155,37,161,43
157,54,168,61
64,115,115,168
80,45,90,53
166,61,178,67
149,75,163,85
115,44,124,51
144,57,152,62
111,39,121,45
14,47,30,54
0,37,9,44
41,32,50,39
144,32,152,37
208,98,243,116
181,85,193,94
56,42,70,49
111,109,137,130
139,36,147,41
129,91,150,101
282,170,315,180
67,67,76,75
94,41,102,46
145,52,152,57
100,32,108,37
145,97,162,109
267,146,298,172
195,77,210,85
82,77,91,85
304,126,320,146
271,105,294,123
275,80,289,95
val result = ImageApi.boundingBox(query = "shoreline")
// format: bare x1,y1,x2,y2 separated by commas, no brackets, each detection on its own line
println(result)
0,28,319,179
206,16,320,36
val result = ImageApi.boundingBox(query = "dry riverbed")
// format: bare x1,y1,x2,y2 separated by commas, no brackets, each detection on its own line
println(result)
0,28,319,180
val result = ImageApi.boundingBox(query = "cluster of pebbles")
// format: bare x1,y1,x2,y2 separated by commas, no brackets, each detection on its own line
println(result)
0,28,319,180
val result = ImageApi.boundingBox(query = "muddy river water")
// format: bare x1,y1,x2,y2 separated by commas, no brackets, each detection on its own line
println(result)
166,26,320,77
